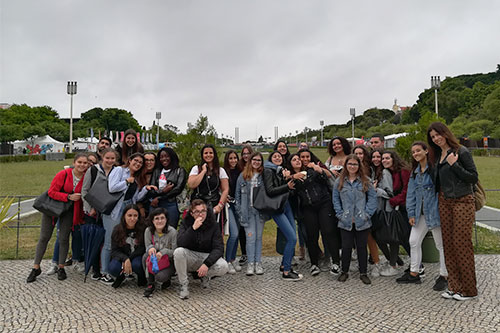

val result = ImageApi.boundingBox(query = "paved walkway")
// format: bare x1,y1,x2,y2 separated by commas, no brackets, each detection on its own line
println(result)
1,256,499,332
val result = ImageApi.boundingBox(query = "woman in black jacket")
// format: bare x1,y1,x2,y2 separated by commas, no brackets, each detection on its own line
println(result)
294,150,341,276
263,151,302,281
427,122,478,301
108,204,146,288
149,147,187,229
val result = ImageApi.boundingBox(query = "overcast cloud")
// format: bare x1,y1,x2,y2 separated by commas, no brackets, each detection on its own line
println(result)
1,0,499,141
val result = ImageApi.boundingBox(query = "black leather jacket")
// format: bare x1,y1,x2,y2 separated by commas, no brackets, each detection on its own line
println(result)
149,167,187,203
294,168,330,207
433,146,478,199
263,167,290,197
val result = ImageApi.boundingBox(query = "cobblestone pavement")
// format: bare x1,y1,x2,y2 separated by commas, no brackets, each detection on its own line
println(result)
1,256,499,332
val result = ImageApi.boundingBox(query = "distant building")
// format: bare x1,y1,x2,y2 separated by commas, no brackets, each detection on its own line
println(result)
0,103,12,109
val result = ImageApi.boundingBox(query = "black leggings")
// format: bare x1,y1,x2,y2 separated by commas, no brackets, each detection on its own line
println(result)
340,228,369,274
302,200,340,266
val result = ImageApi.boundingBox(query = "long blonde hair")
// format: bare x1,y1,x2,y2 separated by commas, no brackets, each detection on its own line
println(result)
242,152,263,180
337,154,370,192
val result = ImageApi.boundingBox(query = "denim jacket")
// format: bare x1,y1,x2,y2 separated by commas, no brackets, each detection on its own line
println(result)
332,177,377,231
406,164,440,229
235,173,267,227
107,166,148,220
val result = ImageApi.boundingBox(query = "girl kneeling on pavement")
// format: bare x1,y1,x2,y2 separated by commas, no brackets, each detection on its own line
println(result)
395,141,448,290
109,204,147,288
333,154,377,285
143,208,177,297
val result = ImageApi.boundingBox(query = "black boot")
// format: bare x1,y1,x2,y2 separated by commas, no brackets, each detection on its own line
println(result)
27,268,41,283
144,275,155,297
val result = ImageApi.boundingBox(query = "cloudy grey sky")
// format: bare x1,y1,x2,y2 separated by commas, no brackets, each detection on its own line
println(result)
1,0,499,141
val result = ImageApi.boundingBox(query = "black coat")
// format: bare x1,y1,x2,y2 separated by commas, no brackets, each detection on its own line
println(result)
177,212,224,267
433,146,478,199
110,228,145,262
148,167,187,203
263,167,290,197
294,168,330,207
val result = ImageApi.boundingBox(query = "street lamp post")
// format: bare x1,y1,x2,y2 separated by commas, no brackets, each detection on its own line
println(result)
156,112,161,149
320,120,324,147
67,81,77,153
431,76,441,116
295,130,298,145
304,127,308,145
350,108,356,147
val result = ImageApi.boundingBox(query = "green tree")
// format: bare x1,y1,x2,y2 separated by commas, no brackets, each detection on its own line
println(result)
395,112,441,162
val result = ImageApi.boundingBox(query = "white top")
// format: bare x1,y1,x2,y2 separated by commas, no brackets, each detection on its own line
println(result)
189,166,228,179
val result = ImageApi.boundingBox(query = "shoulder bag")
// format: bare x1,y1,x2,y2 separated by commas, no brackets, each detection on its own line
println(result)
84,169,123,214
33,171,72,217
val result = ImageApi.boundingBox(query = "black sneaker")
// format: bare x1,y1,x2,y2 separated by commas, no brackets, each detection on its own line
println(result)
91,272,103,281
433,276,448,291
396,272,421,284
100,274,115,285
65,258,73,266
338,272,349,282
57,268,67,281
27,268,42,283
418,265,426,278
282,270,303,281
161,280,171,290
143,284,155,297
239,255,248,265
360,274,372,285
112,273,126,289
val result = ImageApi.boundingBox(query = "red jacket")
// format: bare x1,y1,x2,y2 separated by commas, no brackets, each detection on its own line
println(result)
389,169,410,208
48,168,85,227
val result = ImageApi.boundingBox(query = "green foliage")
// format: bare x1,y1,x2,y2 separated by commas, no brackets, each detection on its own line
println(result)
0,197,18,229
395,112,441,162
175,114,220,170
0,155,46,163
75,107,141,136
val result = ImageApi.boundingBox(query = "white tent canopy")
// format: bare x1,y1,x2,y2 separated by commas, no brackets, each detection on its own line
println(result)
13,135,65,154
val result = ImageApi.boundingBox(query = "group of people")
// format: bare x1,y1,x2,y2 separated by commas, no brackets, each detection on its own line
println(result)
26,123,479,301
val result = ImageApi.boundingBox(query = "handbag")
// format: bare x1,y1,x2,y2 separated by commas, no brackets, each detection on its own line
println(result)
473,180,486,211
252,185,289,214
84,175,123,214
33,172,72,217
146,235,170,274
375,207,410,244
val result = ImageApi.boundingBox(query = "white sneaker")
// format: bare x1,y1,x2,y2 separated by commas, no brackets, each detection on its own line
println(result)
380,265,399,277
46,264,58,275
255,262,264,275
452,293,476,301
73,261,85,274
227,262,236,274
232,261,242,272
371,263,381,278
246,263,255,276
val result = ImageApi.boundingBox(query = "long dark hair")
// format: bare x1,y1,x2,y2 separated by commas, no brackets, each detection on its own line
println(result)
120,129,144,165
273,140,290,167
223,150,241,173
427,122,460,161
327,136,351,157
127,152,147,189
410,141,431,172
156,147,180,171
298,148,321,164
370,148,384,182
288,153,304,174
353,144,371,175
198,144,220,177
147,207,170,234
112,204,145,247
382,150,410,174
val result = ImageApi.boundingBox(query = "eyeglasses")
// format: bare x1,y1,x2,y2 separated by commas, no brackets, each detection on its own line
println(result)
192,209,207,215
347,163,359,167
251,158,262,162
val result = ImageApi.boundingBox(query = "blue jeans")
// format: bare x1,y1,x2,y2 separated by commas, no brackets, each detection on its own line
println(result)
244,210,264,264
52,222,83,263
225,204,240,262
108,257,145,281
272,201,296,272
158,200,180,229
101,200,130,274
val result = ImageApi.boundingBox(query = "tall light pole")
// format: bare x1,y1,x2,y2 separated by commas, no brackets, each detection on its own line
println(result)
304,127,308,145
156,112,161,149
295,130,298,145
320,120,324,147
350,108,356,147
67,81,77,153
431,76,441,116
